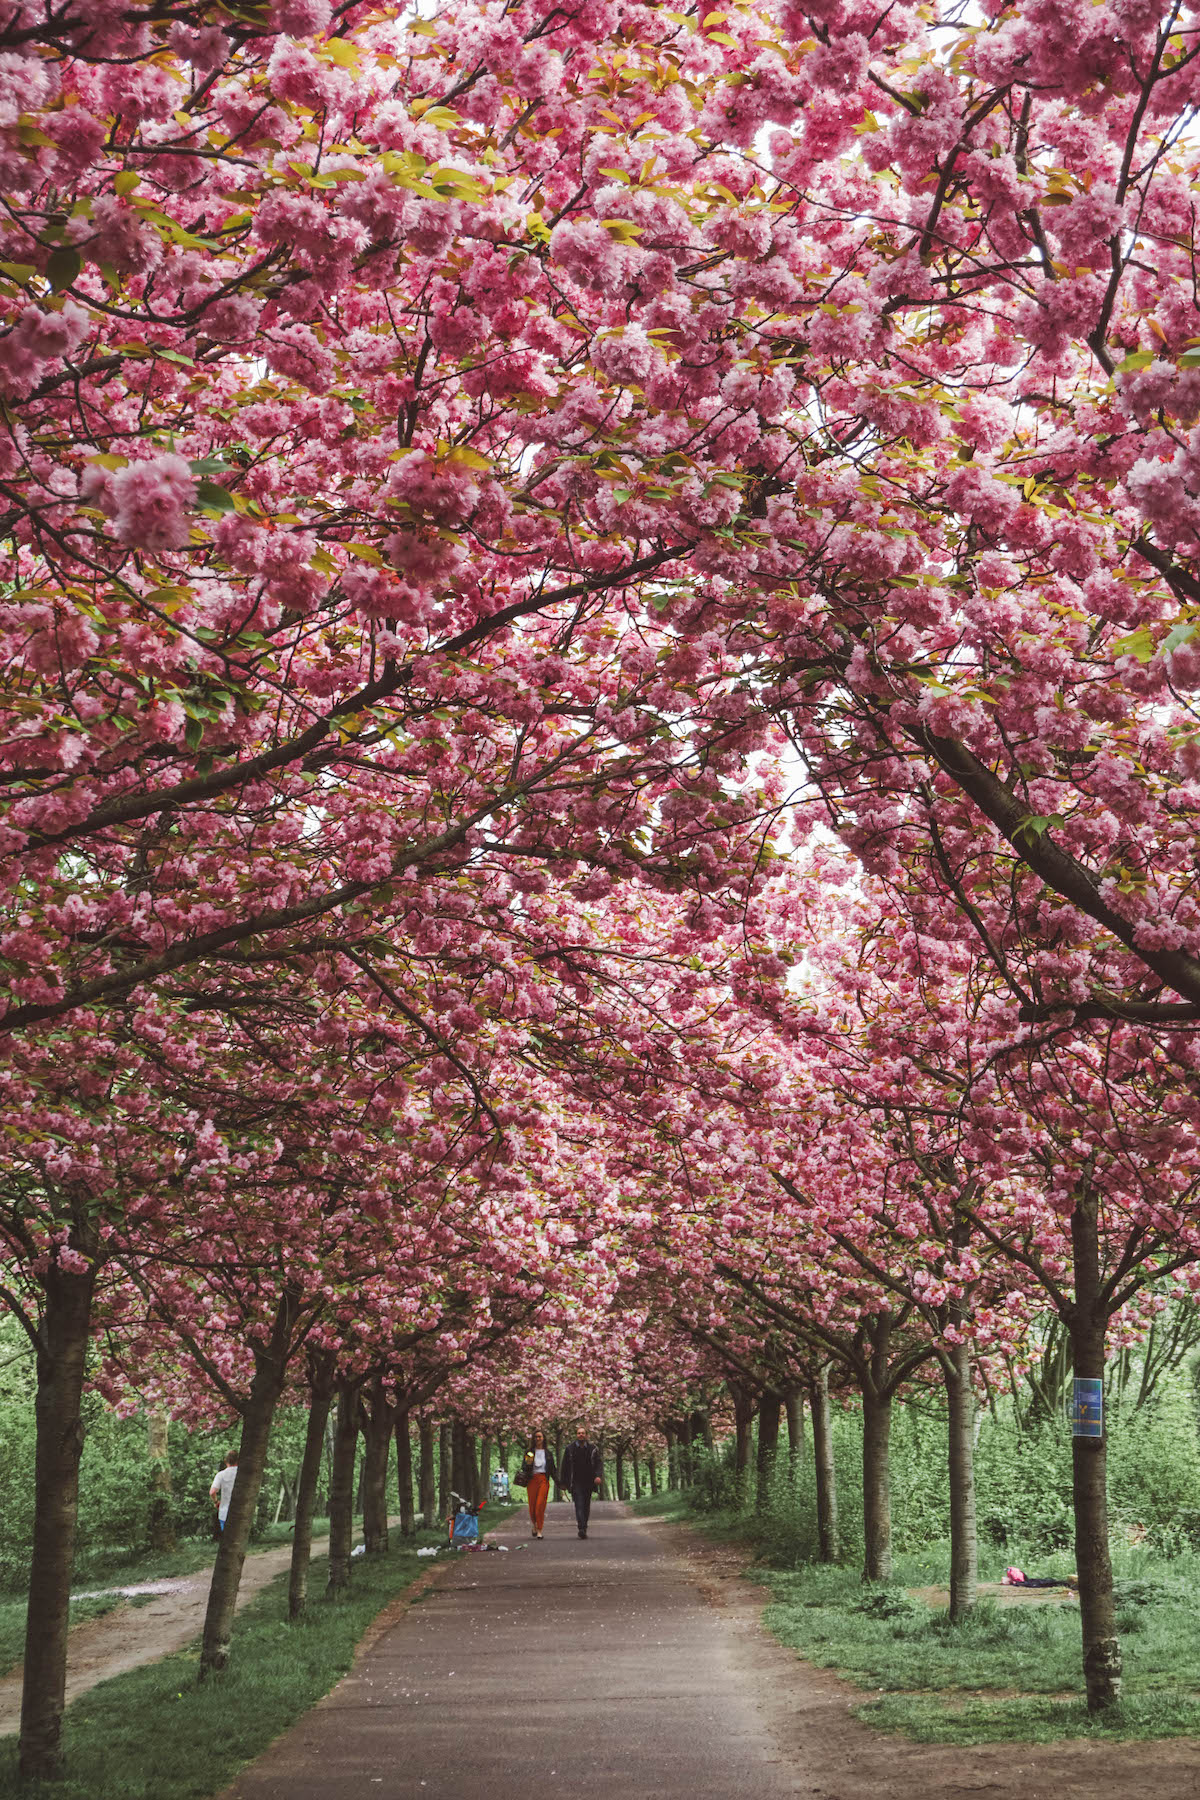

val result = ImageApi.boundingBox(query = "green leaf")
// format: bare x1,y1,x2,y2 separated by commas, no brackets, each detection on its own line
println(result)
195,480,237,514
1014,812,1065,842
1118,351,1155,372
1112,624,1157,663
45,246,81,292
1162,621,1196,656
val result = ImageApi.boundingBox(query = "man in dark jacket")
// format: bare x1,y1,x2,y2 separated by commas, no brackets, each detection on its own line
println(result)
559,1425,603,1538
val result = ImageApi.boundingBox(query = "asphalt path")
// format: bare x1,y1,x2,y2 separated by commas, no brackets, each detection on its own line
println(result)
221,1500,801,1800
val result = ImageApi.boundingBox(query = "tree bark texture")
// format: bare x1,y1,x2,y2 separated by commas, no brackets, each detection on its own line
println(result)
199,1320,289,1675
756,1392,782,1513
678,1414,693,1485
18,1251,98,1781
553,1425,564,1502
419,1416,436,1528
730,1383,753,1507
288,1357,335,1620
361,1383,393,1554
437,1422,452,1519
648,1451,659,1495
860,1384,892,1583
810,1366,839,1563
946,1341,978,1621
396,1413,415,1537
1070,1194,1122,1712
784,1387,804,1472
326,1380,360,1597
450,1419,467,1500
147,1408,176,1554
615,1443,626,1501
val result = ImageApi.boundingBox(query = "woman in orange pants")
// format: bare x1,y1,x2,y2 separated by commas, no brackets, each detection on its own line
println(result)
519,1429,557,1539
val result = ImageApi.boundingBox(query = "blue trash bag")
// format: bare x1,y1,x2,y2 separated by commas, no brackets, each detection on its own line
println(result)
451,1510,480,1545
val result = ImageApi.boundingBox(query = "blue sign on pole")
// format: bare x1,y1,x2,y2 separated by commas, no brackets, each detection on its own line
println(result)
1070,1378,1103,1438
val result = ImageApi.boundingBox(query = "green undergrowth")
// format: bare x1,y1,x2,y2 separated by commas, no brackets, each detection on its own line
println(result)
627,1491,689,1521
760,1560,1200,1740
0,1515,506,1800
636,1492,1200,1744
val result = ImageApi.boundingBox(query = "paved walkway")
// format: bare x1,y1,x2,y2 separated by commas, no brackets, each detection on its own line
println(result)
221,1501,801,1800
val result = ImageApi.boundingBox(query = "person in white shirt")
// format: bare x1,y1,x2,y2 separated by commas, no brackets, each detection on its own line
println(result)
209,1452,239,1532
518,1430,557,1539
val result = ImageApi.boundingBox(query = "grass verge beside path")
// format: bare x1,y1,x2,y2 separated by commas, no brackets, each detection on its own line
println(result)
0,1507,518,1800
631,1494,1200,1745
0,1521,337,1680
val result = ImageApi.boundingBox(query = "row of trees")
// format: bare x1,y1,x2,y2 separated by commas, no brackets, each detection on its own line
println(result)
6,0,1200,1777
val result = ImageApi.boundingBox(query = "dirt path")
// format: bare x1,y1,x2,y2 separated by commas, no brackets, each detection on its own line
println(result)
0,1527,357,1739
216,1506,1198,1800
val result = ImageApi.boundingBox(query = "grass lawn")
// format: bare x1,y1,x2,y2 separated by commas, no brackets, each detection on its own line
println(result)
0,1508,518,1798
630,1496,1200,1744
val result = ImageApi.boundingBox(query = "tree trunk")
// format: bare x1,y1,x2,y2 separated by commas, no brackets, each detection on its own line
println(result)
18,1251,99,1781
810,1367,839,1563
632,1451,642,1499
1070,1194,1121,1712
326,1381,360,1598
396,1413,415,1537
451,1419,467,1500
784,1386,804,1474
678,1414,693,1485
322,1405,336,1511
289,1356,335,1620
147,1408,176,1554
946,1341,978,1622
615,1443,626,1501
731,1383,753,1508
199,1328,289,1675
437,1422,452,1518
419,1417,436,1528
756,1392,782,1513
553,1425,564,1502
860,1384,892,1583
648,1450,659,1495
479,1436,492,1493
361,1386,392,1555
465,1430,480,1503
663,1424,676,1488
